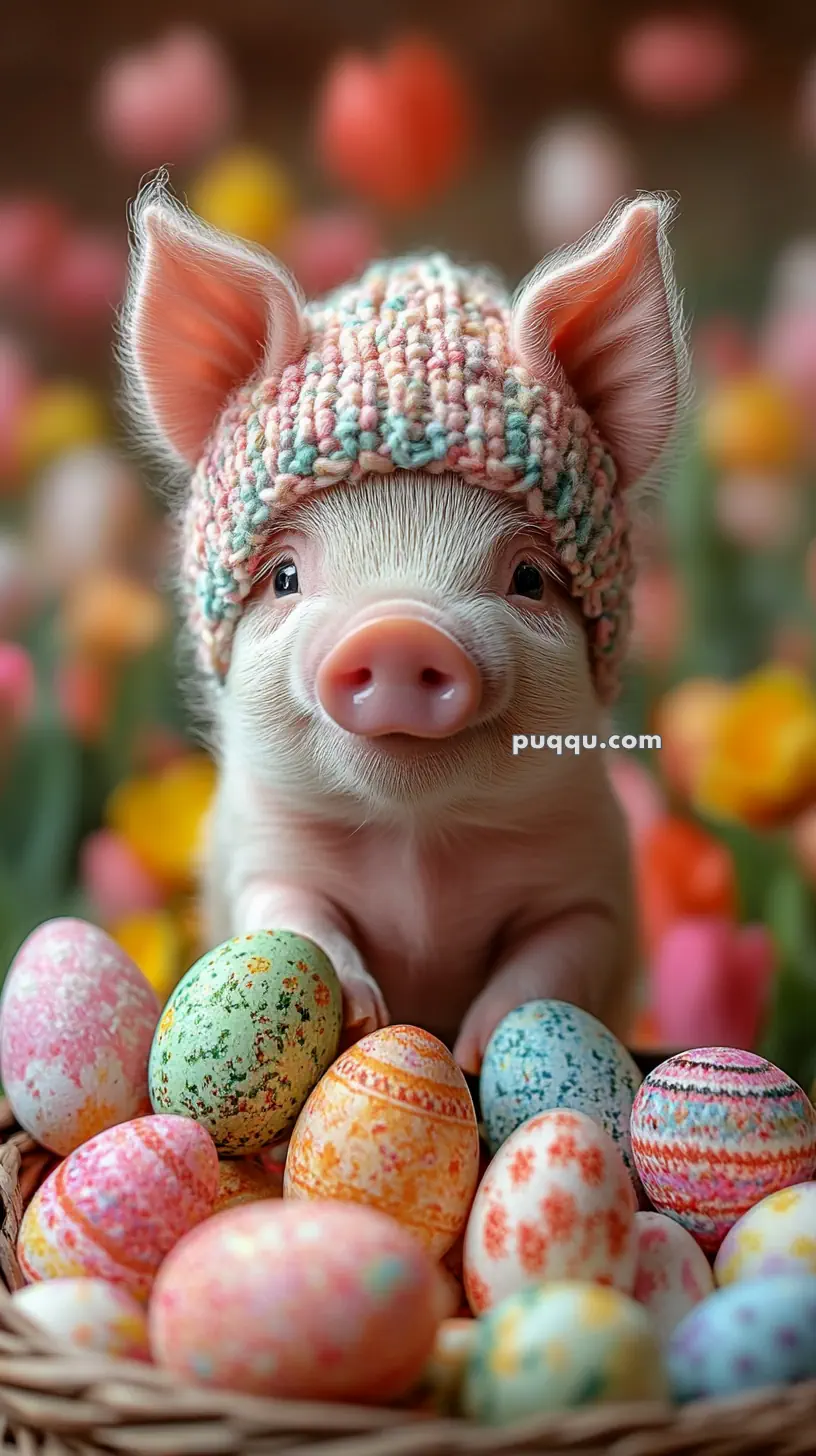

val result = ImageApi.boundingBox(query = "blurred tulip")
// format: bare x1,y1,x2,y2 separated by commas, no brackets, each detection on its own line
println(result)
0,533,41,636
80,829,166,924
637,816,738,960
615,15,748,114
606,754,667,849
42,230,127,328
792,805,816,886
629,565,683,665
93,27,237,168
759,306,816,422
693,316,754,384
28,447,149,592
190,149,294,249
0,197,67,301
111,909,183,1005
807,539,816,606
0,336,35,479
701,375,805,473
652,918,774,1052
628,1007,662,1052
16,382,107,475
278,211,383,296
715,470,801,550
522,116,633,251
316,35,471,211
60,572,168,662
695,666,816,828
106,753,216,894
0,642,34,728
769,238,816,312
55,658,115,744
132,725,191,774
654,678,734,800
772,622,813,675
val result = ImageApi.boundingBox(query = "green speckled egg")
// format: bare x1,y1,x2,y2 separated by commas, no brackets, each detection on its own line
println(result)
148,930,342,1154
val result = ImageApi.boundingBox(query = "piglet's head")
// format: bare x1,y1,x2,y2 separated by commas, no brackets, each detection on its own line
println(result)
122,184,684,825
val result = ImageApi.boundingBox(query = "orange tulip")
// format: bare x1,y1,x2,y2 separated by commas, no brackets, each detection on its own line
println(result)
60,571,168,662
653,678,734,800
637,815,738,960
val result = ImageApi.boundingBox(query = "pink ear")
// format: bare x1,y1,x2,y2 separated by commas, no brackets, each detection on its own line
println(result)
124,190,305,464
512,198,683,488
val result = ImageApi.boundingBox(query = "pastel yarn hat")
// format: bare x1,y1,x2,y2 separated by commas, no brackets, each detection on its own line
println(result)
124,185,684,704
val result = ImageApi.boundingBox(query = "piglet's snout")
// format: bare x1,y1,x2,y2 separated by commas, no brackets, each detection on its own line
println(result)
315,617,482,738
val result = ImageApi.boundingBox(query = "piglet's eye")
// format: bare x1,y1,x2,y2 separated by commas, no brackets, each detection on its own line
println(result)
273,561,299,597
510,563,545,600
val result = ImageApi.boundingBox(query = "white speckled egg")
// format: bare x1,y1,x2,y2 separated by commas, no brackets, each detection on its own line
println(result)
0,918,160,1154
668,1275,816,1401
462,1282,667,1425
715,1181,816,1285
463,1109,637,1315
633,1212,714,1343
149,930,343,1154
11,1277,151,1360
479,1000,642,1177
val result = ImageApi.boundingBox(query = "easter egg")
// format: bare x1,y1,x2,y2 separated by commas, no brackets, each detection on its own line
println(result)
480,1000,642,1176
633,1212,714,1343
150,1200,441,1400
668,1275,816,1402
0,918,161,1155
463,1109,637,1315
284,1025,480,1259
11,1278,150,1360
462,1282,667,1425
17,1115,218,1300
149,930,342,1154
213,1158,283,1213
630,1048,816,1252
715,1181,816,1285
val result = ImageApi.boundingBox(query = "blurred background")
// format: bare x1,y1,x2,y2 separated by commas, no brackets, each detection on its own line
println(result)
0,1,814,1081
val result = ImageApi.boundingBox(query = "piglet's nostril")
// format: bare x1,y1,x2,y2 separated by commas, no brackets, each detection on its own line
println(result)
420,667,445,688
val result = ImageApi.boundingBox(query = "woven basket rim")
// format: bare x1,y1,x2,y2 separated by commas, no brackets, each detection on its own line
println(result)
3,1101,816,1455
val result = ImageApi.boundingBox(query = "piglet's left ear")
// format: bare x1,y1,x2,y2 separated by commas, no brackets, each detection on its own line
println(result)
512,197,685,489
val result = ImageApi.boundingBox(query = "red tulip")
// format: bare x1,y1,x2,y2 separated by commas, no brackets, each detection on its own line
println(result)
652,918,775,1052
606,754,667,851
637,816,738,960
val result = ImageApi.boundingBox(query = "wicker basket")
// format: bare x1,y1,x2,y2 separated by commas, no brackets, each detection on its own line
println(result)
2,1102,816,1455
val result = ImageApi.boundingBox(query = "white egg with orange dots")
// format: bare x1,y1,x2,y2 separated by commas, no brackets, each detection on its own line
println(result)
11,1278,151,1361
283,1024,480,1259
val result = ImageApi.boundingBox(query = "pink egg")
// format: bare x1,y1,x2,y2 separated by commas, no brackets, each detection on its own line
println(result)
12,1277,151,1360
150,1200,441,1400
633,1212,713,1343
615,16,748,114
93,28,237,167
523,116,633,250
43,230,127,327
17,1115,219,1299
0,198,67,300
0,918,161,1154
80,830,166,924
463,1109,637,1315
279,211,383,296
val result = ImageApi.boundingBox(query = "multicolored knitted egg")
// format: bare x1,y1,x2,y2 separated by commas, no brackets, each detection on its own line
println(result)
668,1275,816,1402
461,1282,667,1425
213,1158,283,1213
17,1115,219,1300
633,1212,714,1343
149,1200,442,1401
283,1025,480,1259
479,1000,642,1175
0,918,160,1155
463,1109,637,1315
715,1181,816,1285
148,930,342,1154
11,1278,151,1361
630,1048,816,1252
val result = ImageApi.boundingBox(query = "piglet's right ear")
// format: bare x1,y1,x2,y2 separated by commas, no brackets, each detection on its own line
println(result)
122,182,305,465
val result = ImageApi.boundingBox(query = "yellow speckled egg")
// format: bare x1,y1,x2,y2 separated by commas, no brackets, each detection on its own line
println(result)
284,1025,480,1259
214,1158,283,1212
715,1181,816,1284
11,1277,150,1360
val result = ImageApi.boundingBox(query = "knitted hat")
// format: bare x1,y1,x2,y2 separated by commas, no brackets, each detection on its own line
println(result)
126,191,682,705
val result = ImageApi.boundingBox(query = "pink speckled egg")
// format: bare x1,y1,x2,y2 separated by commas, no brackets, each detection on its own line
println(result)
633,1212,714,1344
463,1110,637,1315
0,918,161,1155
150,1200,442,1401
11,1277,151,1360
284,1025,480,1259
17,1115,219,1300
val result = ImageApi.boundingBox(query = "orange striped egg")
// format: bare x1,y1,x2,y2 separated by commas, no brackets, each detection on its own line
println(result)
284,1025,480,1258
17,1115,219,1300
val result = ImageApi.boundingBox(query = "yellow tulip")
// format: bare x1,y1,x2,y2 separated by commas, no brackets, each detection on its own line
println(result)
190,149,294,248
112,910,183,1005
701,374,804,473
107,754,216,893
17,383,108,474
694,666,816,828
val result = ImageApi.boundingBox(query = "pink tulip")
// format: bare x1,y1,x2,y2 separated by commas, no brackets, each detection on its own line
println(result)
615,16,749,114
606,754,666,850
629,566,683,665
279,212,384,297
43,230,127,327
80,828,166,924
0,642,34,730
760,307,816,423
693,316,754,384
715,471,801,550
0,198,67,301
652,918,775,1052
522,116,634,251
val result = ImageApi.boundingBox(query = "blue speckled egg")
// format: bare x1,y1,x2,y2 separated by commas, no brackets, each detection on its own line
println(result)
480,1000,642,1176
668,1275,816,1402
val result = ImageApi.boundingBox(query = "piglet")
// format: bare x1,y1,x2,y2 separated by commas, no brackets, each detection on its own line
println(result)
121,182,685,1072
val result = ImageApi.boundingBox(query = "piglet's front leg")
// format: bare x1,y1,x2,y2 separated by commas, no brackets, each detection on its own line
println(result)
234,882,390,1046
453,908,632,1075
